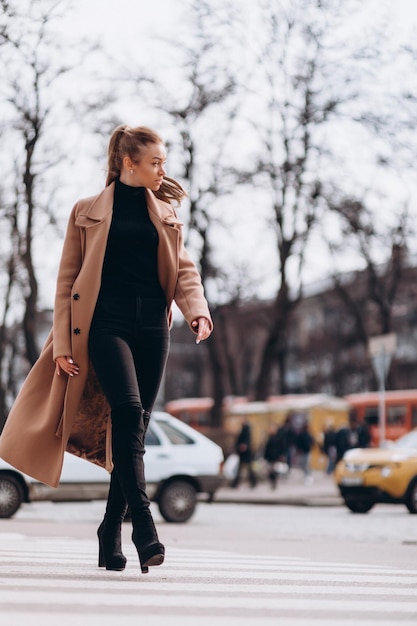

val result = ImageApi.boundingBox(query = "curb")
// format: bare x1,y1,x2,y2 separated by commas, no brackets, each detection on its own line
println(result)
213,494,343,507
211,472,343,507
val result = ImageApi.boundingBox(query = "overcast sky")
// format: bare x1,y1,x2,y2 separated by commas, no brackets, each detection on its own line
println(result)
24,0,417,307
69,0,417,46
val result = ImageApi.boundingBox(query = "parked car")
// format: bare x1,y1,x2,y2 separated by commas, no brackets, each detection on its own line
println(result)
335,429,417,514
0,411,224,523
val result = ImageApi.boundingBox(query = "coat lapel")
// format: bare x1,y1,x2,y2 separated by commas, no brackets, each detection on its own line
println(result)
145,190,181,304
74,183,115,228
145,189,183,225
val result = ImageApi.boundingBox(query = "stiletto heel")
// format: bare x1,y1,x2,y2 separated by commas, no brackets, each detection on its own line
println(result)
97,520,127,571
98,540,105,568
97,471,128,571
133,534,165,574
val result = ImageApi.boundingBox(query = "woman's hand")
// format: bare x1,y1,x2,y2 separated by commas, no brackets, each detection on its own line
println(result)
191,317,212,344
55,356,80,377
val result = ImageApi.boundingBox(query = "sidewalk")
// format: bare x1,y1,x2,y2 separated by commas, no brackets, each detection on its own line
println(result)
214,469,343,507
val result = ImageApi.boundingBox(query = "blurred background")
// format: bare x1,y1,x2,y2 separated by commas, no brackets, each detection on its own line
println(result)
2,0,417,453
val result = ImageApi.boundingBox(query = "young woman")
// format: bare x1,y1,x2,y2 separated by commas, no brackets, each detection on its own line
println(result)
0,125,213,574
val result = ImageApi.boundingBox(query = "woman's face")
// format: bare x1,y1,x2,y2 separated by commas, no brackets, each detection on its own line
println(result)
122,142,167,190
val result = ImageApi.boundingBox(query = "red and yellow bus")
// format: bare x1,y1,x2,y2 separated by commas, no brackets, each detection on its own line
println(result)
164,397,214,431
345,390,417,445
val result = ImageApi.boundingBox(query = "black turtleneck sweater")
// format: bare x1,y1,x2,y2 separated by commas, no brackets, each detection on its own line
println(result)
99,178,165,299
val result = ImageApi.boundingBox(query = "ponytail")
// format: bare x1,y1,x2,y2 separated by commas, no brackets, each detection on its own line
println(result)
105,125,130,187
105,125,187,205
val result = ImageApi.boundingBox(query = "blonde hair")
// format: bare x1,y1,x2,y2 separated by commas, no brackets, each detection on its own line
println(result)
106,125,187,204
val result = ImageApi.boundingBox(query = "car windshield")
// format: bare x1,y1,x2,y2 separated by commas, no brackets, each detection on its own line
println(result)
393,431,417,449
157,421,195,445
145,425,161,446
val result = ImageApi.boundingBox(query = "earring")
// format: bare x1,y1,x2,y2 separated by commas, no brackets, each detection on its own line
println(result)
130,169,133,174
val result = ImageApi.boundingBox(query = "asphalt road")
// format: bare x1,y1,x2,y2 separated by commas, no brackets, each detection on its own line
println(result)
1,499,416,624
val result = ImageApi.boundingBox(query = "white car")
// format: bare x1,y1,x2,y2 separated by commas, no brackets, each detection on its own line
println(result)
0,411,224,523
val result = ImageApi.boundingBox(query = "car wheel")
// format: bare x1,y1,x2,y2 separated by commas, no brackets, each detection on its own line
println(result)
0,474,24,518
405,480,417,514
158,480,197,523
344,497,374,513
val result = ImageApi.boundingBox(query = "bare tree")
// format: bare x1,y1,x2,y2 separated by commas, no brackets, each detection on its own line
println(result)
126,0,242,425
0,0,100,426
232,1,349,399
88,0,417,417
328,195,410,339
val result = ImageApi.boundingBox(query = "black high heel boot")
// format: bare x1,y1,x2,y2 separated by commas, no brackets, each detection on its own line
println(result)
97,470,128,571
111,404,165,574
132,509,165,573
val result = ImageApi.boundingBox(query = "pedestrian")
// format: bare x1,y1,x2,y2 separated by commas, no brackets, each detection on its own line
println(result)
0,125,213,574
231,421,257,489
321,418,337,474
335,409,371,462
263,424,282,489
296,422,314,484
276,414,296,474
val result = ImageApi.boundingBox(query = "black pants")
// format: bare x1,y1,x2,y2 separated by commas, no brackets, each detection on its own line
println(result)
88,293,169,517
88,293,169,415
231,458,257,489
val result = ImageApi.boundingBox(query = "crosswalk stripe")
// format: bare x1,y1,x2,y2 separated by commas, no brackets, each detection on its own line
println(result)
0,533,416,624
0,578,416,597
0,589,416,613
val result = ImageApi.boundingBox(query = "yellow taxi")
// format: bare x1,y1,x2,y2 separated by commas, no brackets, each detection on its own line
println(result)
335,429,417,514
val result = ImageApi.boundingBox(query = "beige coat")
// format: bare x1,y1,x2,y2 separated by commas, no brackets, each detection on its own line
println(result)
0,183,212,487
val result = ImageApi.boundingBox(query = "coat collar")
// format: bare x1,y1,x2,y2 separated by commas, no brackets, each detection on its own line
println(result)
145,189,183,226
74,184,114,227
75,181,183,228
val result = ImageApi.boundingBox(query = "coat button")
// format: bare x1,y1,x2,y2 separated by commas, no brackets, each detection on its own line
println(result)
73,293,80,300
73,328,81,335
